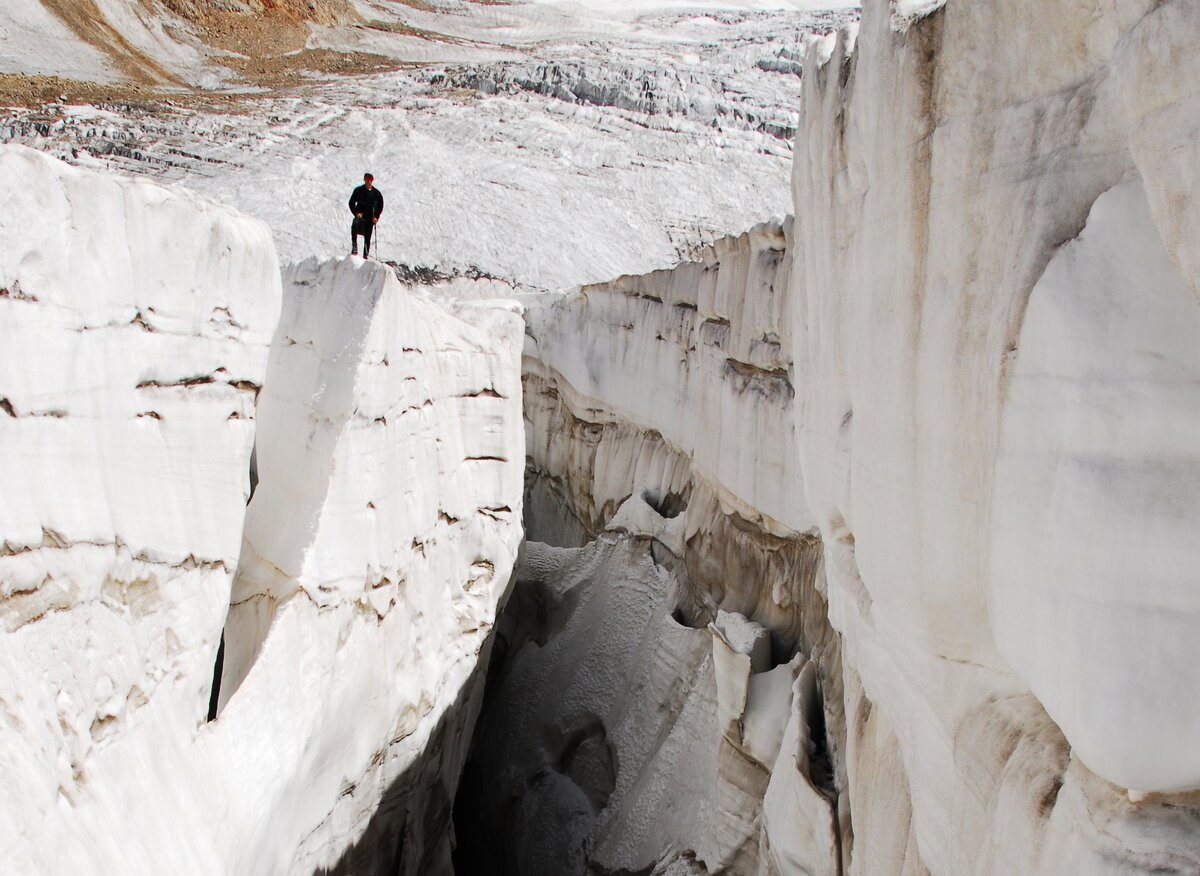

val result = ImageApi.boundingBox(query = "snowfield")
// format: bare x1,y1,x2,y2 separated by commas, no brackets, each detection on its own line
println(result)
0,4,856,288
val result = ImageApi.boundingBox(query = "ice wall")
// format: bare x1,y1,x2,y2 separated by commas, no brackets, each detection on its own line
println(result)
0,144,279,873
523,221,835,653
218,257,524,875
789,0,1200,871
0,147,525,874
484,1,1200,863
525,221,805,533
468,224,847,874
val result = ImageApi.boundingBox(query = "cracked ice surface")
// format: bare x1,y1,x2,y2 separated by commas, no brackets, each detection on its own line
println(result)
0,6,856,289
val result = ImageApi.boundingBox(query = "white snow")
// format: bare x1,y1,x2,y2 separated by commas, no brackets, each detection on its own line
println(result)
787,0,1200,870
213,256,525,872
525,221,808,532
501,0,1200,867
2,4,855,289
0,144,279,873
0,148,525,873
0,143,279,564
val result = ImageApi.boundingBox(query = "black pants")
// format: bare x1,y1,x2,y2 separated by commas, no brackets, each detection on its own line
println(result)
351,217,375,257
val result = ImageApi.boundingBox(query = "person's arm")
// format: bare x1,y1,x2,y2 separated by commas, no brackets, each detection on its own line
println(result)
348,189,356,215
374,190,384,223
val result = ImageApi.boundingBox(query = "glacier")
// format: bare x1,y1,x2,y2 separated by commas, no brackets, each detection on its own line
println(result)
1,0,1199,873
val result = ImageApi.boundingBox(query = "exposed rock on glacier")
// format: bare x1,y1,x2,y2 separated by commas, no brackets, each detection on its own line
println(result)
788,0,1200,871
0,0,356,88
0,147,524,874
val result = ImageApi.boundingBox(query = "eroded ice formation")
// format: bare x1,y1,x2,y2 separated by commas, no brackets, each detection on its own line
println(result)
463,223,847,874
0,146,524,875
788,0,1200,871
467,2,1200,870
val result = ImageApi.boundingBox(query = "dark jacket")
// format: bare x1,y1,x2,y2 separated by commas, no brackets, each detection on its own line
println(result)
348,185,384,221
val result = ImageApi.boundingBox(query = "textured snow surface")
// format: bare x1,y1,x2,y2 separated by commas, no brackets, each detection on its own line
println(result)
1,4,856,289
525,221,809,532
215,256,525,874
0,148,524,874
0,144,279,563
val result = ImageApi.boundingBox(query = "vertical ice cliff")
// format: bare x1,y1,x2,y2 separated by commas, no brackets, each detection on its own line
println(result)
789,0,1200,872
218,257,524,875
0,146,524,874
0,144,279,874
524,221,806,539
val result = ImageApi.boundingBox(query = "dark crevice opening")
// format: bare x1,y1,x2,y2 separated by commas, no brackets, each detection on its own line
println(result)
807,679,837,797
642,487,688,519
206,632,225,722
208,443,258,724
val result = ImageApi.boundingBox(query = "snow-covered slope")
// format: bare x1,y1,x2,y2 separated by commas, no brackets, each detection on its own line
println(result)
0,147,524,874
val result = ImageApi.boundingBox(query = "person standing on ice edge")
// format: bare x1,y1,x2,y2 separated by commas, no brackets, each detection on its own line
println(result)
349,172,384,258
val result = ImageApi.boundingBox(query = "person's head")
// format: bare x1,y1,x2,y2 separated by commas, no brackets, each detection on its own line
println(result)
363,172,374,189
